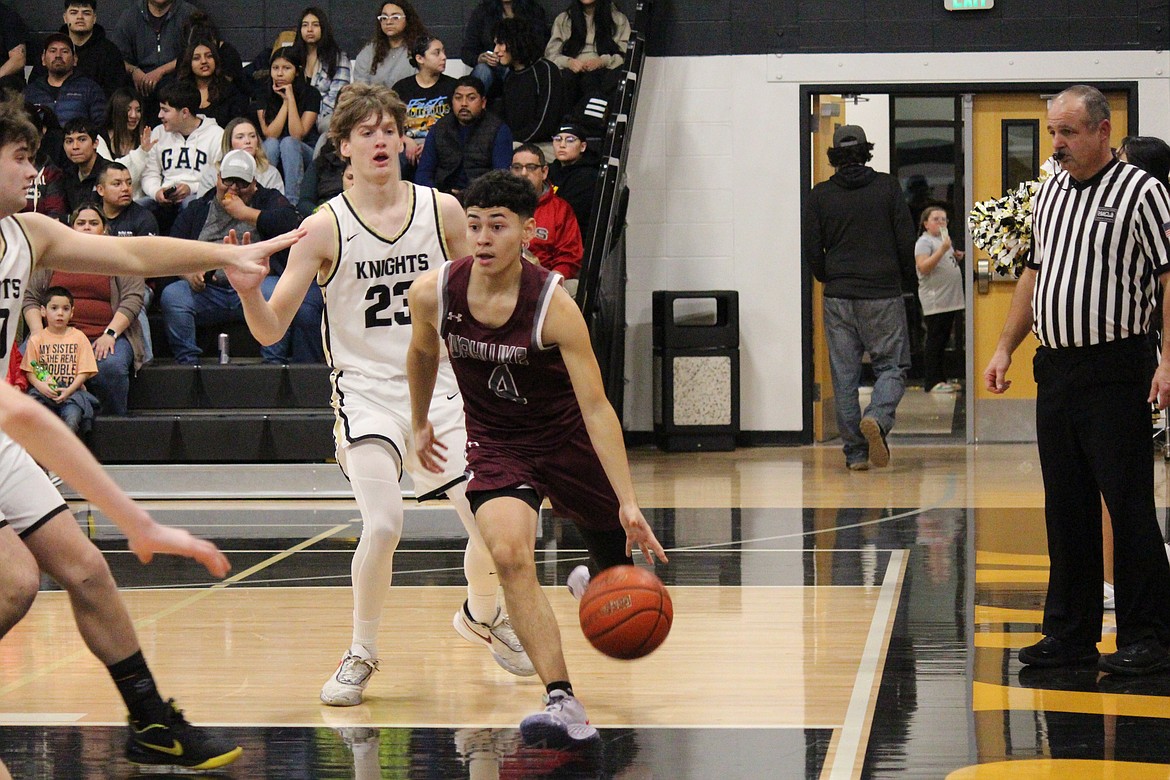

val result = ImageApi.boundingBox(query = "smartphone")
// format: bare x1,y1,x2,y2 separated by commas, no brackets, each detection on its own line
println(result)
163,185,178,200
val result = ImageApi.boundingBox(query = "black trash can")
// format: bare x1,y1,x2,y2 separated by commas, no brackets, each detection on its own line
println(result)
652,291,740,452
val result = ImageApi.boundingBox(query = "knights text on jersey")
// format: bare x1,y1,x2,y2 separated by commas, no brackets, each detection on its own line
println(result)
318,183,453,380
0,216,34,363
439,257,582,448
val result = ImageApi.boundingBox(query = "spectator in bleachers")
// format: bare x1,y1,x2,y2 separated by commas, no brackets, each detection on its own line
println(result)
96,163,158,364
460,0,549,97
546,119,599,241
25,34,107,127
111,0,197,104
511,143,582,279
141,80,223,232
102,88,153,201
22,285,99,434
296,136,347,217
0,3,28,94
393,35,456,167
58,0,129,99
22,103,68,220
179,12,244,88
544,0,629,109
289,7,351,146
256,48,318,207
97,162,158,237
23,206,148,416
160,149,320,364
352,1,426,90
61,118,110,212
201,117,284,195
492,18,564,143
103,88,147,159
415,76,512,197
176,39,248,130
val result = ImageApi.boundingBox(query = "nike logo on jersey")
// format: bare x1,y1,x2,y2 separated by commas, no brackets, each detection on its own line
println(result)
346,233,359,242
446,392,459,400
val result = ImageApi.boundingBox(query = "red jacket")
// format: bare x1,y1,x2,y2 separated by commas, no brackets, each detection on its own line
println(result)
530,185,583,280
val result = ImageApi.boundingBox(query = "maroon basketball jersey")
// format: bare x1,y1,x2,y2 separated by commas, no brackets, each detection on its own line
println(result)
439,257,582,448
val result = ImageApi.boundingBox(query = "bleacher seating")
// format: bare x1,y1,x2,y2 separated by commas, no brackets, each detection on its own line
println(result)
88,362,335,464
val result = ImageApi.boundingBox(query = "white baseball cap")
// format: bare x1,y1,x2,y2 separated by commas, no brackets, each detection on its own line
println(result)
219,149,257,183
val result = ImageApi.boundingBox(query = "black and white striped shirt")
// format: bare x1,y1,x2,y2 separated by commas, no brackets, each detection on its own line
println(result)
1028,159,1170,348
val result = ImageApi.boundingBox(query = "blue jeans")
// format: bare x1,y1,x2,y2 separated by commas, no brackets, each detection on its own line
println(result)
280,282,324,363
471,62,508,95
263,137,313,206
85,335,134,415
823,296,910,465
161,278,284,364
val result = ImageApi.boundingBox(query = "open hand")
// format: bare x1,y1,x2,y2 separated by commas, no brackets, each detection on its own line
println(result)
619,505,668,564
128,523,232,578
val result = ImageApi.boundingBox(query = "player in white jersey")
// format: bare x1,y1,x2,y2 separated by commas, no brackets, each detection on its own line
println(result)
0,92,305,771
225,82,532,708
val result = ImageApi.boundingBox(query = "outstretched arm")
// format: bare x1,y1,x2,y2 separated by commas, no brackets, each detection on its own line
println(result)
225,209,330,345
406,268,446,472
0,381,231,577
19,211,304,280
543,287,667,564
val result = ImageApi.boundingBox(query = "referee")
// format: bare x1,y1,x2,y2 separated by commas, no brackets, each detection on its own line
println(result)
984,85,1170,676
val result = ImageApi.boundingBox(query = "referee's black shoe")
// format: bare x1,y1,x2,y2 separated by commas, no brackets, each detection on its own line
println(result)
1018,635,1099,668
1099,638,1170,677
126,699,243,771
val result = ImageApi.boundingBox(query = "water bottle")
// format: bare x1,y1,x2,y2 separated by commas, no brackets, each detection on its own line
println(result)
29,359,59,392
218,333,230,364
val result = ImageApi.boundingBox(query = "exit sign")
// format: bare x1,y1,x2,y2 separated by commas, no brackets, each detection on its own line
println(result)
945,0,994,9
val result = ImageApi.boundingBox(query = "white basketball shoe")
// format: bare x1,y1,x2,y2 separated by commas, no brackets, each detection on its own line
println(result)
320,649,379,706
519,690,600,748
453,601,536,676
567,565,591,601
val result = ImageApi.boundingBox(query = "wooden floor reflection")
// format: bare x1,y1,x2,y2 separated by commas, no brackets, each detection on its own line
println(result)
1,442,1169,778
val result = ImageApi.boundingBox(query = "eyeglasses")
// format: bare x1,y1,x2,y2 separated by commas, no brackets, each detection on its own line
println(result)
551,135,579,144
377,13,405,22
510,163,544,173
223,177,251,190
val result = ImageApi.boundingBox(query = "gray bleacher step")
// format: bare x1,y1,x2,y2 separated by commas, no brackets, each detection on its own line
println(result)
89,412,336,463
129,362,332,410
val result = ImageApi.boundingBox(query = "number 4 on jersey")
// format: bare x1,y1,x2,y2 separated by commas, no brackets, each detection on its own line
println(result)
489,364,527,404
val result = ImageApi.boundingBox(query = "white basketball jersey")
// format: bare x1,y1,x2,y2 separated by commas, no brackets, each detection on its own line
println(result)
319,184,453,381
0,216,35,363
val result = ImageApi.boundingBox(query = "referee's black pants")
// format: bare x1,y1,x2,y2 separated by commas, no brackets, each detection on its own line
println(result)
1034,335,1170,650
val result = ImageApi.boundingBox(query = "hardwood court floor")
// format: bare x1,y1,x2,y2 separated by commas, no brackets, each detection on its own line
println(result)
2,442,1170,778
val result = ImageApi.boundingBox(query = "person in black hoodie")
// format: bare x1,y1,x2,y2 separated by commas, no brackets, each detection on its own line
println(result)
491,17,563,144
59,0,129,99
547,119,599,242
803,124,917,472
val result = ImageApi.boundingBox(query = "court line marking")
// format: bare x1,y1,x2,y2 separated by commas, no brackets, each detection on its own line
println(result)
822,549,907,780
9,720,845,730
0,522,355,698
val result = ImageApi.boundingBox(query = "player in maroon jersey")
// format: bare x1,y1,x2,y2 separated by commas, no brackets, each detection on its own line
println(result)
407,170,667,748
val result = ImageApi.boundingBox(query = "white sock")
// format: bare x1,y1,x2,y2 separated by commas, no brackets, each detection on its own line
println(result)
343,441,405,661
447,481,501,624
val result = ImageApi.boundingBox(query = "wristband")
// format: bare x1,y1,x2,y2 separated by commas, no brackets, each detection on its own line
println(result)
105,328,117,338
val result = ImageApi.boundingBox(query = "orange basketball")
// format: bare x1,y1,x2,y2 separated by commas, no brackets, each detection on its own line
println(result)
578,565,672,659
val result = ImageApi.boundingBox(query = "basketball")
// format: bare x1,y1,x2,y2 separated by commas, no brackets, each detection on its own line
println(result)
578,565,673,659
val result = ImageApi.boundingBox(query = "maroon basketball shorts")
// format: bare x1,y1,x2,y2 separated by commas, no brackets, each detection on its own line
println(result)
466,424,621,532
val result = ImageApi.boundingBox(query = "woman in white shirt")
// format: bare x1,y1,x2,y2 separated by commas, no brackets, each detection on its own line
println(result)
201,117,285,195
914,206,965,393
